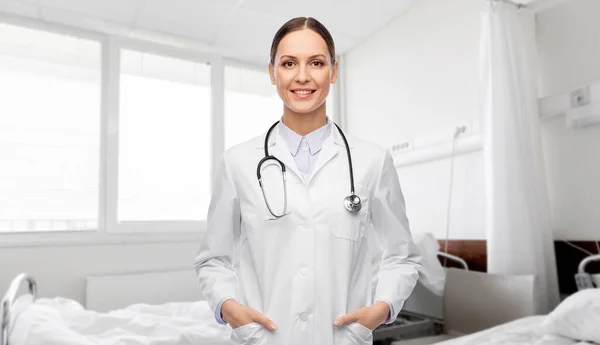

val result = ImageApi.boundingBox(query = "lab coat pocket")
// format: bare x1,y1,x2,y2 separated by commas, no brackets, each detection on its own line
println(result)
329,184,370,242
346,322,373,344
231,322,267,345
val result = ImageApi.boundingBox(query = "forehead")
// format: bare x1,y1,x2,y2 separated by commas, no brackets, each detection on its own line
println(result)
276,29,329,58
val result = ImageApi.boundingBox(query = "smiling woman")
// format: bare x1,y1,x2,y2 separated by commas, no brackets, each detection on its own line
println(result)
194,16,422,345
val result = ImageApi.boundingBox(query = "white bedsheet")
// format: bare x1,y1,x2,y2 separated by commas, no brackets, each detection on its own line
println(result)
433,316,595,345
9,295,232,345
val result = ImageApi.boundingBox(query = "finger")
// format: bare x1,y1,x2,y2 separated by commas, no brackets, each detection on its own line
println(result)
251,311,277,331
334,312,358,327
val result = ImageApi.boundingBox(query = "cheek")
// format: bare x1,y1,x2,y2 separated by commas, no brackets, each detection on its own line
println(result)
317,70,332,87
274,73,291,90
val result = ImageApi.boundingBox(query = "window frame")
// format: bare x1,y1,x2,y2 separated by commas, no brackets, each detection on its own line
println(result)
105,37,220,235
0,14,223,246
0,14,112,247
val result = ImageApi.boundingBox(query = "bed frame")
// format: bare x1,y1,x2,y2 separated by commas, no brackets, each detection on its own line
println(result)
437,252,469,270
575,253,600,290
578,253,600,273
1,273,37,345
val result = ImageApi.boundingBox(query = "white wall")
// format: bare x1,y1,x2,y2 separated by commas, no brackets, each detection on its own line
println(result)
536,0,600,98
344,0,484,148
345,0,600,241
345,0,487,239
397,150,485,240
0,242,199,304
537,0,600,241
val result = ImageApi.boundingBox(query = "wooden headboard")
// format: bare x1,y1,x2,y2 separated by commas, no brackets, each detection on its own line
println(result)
436,240,600,294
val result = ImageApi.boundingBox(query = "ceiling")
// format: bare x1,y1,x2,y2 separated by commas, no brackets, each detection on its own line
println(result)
0,0,419,66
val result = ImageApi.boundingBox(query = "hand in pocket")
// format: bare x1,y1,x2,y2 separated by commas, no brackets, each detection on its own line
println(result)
333,302,390,330
222,300,277,331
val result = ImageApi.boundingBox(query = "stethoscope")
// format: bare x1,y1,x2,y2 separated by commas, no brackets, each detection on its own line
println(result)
256,120,361,218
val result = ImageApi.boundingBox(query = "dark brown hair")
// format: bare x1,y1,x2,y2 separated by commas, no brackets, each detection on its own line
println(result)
269,17,336,65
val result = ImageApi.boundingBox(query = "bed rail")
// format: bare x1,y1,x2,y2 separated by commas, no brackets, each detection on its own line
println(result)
1,273,37,345
438,252,469,270
578,253,600,273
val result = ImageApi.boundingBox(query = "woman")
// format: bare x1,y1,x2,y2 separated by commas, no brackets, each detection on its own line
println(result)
194,17,422,345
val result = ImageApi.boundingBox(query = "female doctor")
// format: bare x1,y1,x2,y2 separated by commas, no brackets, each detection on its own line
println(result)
194,17,422,345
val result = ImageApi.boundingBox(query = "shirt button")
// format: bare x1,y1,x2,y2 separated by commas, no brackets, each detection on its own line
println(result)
302,147,308,152
300,267,309,276
299,312,309,321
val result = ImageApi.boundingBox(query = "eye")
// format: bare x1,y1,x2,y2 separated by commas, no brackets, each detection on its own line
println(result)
282,61,295,68
312,60,324,67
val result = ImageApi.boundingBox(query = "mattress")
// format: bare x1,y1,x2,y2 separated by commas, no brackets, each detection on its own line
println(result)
432,316,594,345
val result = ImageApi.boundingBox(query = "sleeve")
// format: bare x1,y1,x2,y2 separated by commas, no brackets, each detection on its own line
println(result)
371,150,422,323
193,154,241,324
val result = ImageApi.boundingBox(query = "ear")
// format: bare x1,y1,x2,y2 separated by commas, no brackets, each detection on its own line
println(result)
268,62,276,86
330,59,339,84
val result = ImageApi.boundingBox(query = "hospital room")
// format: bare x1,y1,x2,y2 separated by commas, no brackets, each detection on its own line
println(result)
1,0,599,344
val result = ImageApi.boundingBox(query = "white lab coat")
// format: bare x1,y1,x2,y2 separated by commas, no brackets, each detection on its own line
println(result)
194,126,422,345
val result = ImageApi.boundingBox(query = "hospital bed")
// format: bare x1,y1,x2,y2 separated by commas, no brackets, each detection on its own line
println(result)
1,271,233,345
392,254,600,345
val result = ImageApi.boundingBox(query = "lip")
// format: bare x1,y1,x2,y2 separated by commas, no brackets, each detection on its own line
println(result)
290,89,316,99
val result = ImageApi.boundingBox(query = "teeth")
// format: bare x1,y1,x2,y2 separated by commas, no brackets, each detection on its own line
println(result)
294,90,312,95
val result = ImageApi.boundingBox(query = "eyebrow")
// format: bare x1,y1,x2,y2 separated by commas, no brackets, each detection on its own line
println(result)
280,54,327,60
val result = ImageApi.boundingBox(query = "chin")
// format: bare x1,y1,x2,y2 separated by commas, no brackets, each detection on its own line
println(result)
287,102,324,115
291,107,317,114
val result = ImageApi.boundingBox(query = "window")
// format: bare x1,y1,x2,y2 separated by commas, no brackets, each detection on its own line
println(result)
0,23,101,233
118,49,211,222
224,65,281,149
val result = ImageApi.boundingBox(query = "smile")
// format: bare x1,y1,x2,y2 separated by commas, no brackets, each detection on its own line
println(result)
290,89,316,99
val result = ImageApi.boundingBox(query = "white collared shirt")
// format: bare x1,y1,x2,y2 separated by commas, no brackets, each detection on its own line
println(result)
277,116,332,180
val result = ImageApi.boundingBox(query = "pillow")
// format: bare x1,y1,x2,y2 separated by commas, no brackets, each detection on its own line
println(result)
538,288,600,343
412,232,446,296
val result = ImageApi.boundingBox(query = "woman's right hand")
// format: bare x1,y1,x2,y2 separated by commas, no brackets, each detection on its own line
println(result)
221,299,277,331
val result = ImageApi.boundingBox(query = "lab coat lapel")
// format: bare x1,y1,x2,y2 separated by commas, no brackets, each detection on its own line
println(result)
269,128,303,182
307,131,339,185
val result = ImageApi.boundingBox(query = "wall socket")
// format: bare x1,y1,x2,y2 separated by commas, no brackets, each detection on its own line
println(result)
391,141,412,152
571,86,591,107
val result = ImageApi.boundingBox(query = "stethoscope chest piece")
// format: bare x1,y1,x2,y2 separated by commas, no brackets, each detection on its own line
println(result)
344,194,362,212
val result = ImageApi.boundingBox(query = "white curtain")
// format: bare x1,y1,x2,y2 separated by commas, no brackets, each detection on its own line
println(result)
479,1,560,314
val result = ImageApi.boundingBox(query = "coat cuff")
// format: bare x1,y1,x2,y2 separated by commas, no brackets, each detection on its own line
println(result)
376,299,396,325
214,297,235,325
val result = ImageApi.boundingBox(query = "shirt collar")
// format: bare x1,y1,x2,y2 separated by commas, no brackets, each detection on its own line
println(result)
278,117,332,156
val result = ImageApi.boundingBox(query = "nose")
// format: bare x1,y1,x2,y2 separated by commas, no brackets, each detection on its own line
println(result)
295,65,311,83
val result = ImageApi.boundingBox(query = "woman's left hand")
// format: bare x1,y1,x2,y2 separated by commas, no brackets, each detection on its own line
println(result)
333,301,390,330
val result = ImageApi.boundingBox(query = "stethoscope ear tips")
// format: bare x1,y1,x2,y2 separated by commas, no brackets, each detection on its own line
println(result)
344,194,362,212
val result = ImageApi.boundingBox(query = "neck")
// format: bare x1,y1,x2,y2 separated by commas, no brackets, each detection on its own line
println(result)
282,104,327,136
